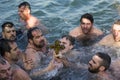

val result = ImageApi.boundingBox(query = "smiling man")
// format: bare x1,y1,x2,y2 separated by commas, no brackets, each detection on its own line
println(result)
69,13,103,46
98,19,120,47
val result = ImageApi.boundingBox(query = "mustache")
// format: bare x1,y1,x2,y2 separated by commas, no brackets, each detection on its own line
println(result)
40,39,45,43
11,35,16,38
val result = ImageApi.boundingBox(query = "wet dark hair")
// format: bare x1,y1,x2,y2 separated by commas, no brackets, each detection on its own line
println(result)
1,22,14,32
18,1,31,10
0,39,13,57
62,35,75,45
96,52,111,71
80,13,94,23
27,27,40,40
114,19,120,25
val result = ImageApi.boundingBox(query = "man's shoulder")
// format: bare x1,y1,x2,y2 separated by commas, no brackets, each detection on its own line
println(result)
101,34,113,40
92,26,103,35
98,34,114,45
69,27,82,37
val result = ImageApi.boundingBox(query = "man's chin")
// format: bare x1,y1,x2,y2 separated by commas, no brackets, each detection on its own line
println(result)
115,38,120,42
83,30,89,34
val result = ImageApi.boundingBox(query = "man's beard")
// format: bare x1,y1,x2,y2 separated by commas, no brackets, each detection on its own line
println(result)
10,35,16,41
88,64,100,73
33,40,45,48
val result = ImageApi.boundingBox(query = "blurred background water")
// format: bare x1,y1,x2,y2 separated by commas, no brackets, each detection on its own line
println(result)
0,0,120,80
0,0,120,42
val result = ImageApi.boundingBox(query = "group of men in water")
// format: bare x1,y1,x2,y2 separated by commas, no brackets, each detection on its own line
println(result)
0,1,120,80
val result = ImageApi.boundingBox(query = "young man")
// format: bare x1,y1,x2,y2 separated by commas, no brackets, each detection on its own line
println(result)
58,35,80,63
88,52,112,80
69,13,103,46
0,39,31,80
18,1,48,34
98,19,120,47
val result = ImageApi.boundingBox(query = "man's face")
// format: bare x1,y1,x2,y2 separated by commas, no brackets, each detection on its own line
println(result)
2,27,16,41
59,37,73,54
0,62,12,80
9,42,21,62
32,29,46,48
112,24,120,42
88,55,102,73
18,6,29,20
81,18,93,34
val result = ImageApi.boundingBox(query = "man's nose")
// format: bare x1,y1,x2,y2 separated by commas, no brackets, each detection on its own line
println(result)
6,70,11,76
114,31,118,36
89,60,93,64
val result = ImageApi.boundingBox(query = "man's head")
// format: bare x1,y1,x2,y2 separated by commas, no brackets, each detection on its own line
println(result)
18,1,31,20
0,57,12,80
88,52,111,73
80,13,94,34
112,19,120,42
0,39,21,62
27,27,46,49
59,35,75,54
2,22,16,41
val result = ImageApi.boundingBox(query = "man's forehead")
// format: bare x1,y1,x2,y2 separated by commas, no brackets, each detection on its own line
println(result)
32,29,42,36
113,24,120,30
93,55,103,62
0,62,10,70
19,6,26,9
4,27,15,31
81,18,91,23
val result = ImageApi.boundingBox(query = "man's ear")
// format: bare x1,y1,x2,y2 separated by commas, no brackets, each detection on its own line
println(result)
4,52,10,59
99,66,105,71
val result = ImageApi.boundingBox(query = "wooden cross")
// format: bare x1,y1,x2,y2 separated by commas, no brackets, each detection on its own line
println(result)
49,40,65,55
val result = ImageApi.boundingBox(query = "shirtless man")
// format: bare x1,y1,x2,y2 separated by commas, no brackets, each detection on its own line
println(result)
30,35,79,77
0,57,12,80
18,1,48,34
1,22,16,41
0,39,31,80
88,52,112,80
69,13,103,46
24,27,47,70
58,35,80,63
98,19,120,47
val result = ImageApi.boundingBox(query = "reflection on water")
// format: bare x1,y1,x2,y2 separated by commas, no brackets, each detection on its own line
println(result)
0,0,120,80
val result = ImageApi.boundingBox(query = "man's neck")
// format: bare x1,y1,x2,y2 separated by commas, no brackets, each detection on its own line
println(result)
27,43,42,51
98,71,107,77
4,57,14,65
